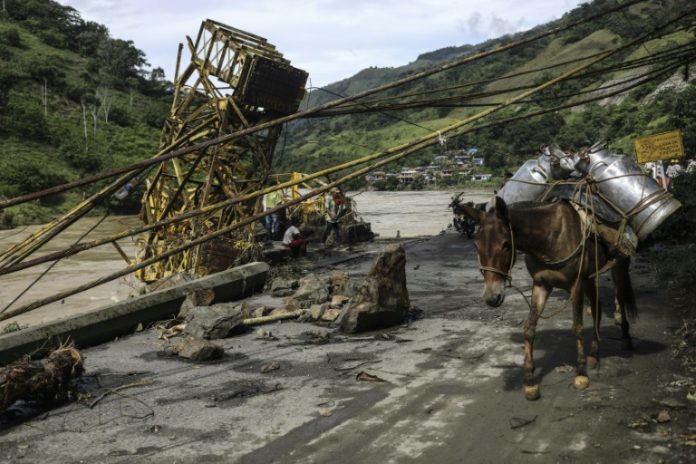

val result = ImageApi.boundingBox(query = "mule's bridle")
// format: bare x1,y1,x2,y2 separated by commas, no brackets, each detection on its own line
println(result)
478,224,516,283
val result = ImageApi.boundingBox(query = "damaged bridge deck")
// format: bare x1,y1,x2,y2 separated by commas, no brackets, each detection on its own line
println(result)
0,233,694,463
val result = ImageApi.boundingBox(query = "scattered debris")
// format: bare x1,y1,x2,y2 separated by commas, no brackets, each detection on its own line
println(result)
184,303,246,339
310,303,329,320
0,344,84,413
338,245,410,333
656,410,671,423
88,378,155,409
321,308,342,322
297,330,332,345
330,295,350,309
318,406,333,417
509,415,537,430
271,278,299,297
554,364,574,373
242,309,304,326
255,329,278,341
171,337,224,361
293,274,330,305
157,322,186,340
260,361,280,373
355,371,387,382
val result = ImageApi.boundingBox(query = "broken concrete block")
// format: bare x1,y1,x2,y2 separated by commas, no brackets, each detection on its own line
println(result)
330,295,350,309
293,274,330,305
183,303,245,339
337,244,410,333
174,337,224,361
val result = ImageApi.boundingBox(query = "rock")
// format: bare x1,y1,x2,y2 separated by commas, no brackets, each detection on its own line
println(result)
321,308,342,322
310,303,329,320
337,245,410,333
271,278,299,297
330,295,350,309
252,306,271,318
657,410,671,423
174,337,224,361
260,361,280,373
183,303,245,339
179,287,216,319
293,274,330,305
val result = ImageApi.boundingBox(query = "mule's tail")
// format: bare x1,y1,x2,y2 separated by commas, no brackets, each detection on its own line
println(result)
613,257,638,320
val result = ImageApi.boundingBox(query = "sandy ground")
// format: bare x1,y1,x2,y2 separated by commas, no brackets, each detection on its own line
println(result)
0,232,694,463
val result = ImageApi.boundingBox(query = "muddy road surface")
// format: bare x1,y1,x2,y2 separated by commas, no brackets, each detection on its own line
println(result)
0,233,694,463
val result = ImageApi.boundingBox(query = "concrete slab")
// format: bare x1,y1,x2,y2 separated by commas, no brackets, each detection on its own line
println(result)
0,262,269,364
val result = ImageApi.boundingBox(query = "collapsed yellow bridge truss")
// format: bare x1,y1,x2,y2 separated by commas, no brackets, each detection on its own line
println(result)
137,20,307,282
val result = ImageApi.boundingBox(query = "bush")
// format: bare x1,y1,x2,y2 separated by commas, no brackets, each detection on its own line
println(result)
109,106,132,127
1,28,23,48
0,100,51,142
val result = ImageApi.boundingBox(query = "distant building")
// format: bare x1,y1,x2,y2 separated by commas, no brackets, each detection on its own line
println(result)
471,173,492,181
468,147,479,155
398,169,420,183
472,157,485,166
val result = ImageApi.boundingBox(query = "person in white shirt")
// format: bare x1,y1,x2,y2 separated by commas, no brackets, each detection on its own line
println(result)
282,220,308,258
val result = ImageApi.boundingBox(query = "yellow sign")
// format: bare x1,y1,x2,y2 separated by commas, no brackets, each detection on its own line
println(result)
634,130,684,164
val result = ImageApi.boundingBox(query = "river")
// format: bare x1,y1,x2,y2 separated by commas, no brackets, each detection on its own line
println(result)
0,189,493,328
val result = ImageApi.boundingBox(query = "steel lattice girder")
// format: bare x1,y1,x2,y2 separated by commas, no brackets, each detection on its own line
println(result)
137,19,307,282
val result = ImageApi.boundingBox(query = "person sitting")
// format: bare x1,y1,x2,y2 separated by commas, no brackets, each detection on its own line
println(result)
282,220,309,258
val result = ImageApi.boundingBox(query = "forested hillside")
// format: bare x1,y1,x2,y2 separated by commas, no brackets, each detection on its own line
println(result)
277,0,696,179
0,0,172,224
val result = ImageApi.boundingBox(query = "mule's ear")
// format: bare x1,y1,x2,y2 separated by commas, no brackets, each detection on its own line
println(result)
457,203,482,224
494,196,509,221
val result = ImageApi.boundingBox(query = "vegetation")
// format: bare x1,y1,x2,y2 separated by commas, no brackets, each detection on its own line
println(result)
0,0,172,225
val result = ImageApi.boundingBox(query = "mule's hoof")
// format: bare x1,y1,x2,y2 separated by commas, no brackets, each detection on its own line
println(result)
524,384,541,401
587,356,599,369
574,375,590,390
621,338,633,351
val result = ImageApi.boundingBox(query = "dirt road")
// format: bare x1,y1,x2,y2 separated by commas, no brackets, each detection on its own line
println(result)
0,233,693,463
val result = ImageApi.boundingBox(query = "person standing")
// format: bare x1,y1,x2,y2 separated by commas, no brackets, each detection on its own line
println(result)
322,189,344,245
262,185,283,240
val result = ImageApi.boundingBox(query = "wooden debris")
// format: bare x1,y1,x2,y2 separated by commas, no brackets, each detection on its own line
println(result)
0,344,84,413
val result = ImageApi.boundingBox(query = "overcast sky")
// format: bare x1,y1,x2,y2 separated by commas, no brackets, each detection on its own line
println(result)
59,0,585,87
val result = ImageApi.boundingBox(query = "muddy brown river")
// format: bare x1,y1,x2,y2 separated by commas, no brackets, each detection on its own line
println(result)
0,189,493,328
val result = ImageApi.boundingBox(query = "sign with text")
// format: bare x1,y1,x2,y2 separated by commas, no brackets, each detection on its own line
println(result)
634,130,684,164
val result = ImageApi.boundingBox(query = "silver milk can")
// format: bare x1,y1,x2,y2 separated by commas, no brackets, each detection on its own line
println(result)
574,145,681,240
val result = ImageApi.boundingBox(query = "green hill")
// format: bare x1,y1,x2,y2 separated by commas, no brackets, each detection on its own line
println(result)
0,0,172,224
277,0,696,182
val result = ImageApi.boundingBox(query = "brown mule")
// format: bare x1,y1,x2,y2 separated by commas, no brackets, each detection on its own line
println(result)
461,197,636,400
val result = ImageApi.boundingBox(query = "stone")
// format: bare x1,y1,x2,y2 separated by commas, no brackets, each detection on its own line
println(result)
183,303,245,339
179,288,216,319
252,306,271,318
293,274,330,305
310,303,329,320
271,278,299,297
337,245,410,333
321,308,342,322
174,337,224,361
330,295,350,309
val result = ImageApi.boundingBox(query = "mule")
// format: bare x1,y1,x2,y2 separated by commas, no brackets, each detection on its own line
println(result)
460,197,636,400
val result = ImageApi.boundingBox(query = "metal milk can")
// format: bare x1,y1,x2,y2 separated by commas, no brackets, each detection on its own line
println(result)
574,144,681,240
497,146,574,204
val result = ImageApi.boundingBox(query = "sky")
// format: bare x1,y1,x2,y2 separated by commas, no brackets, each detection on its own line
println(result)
59,0,585,88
